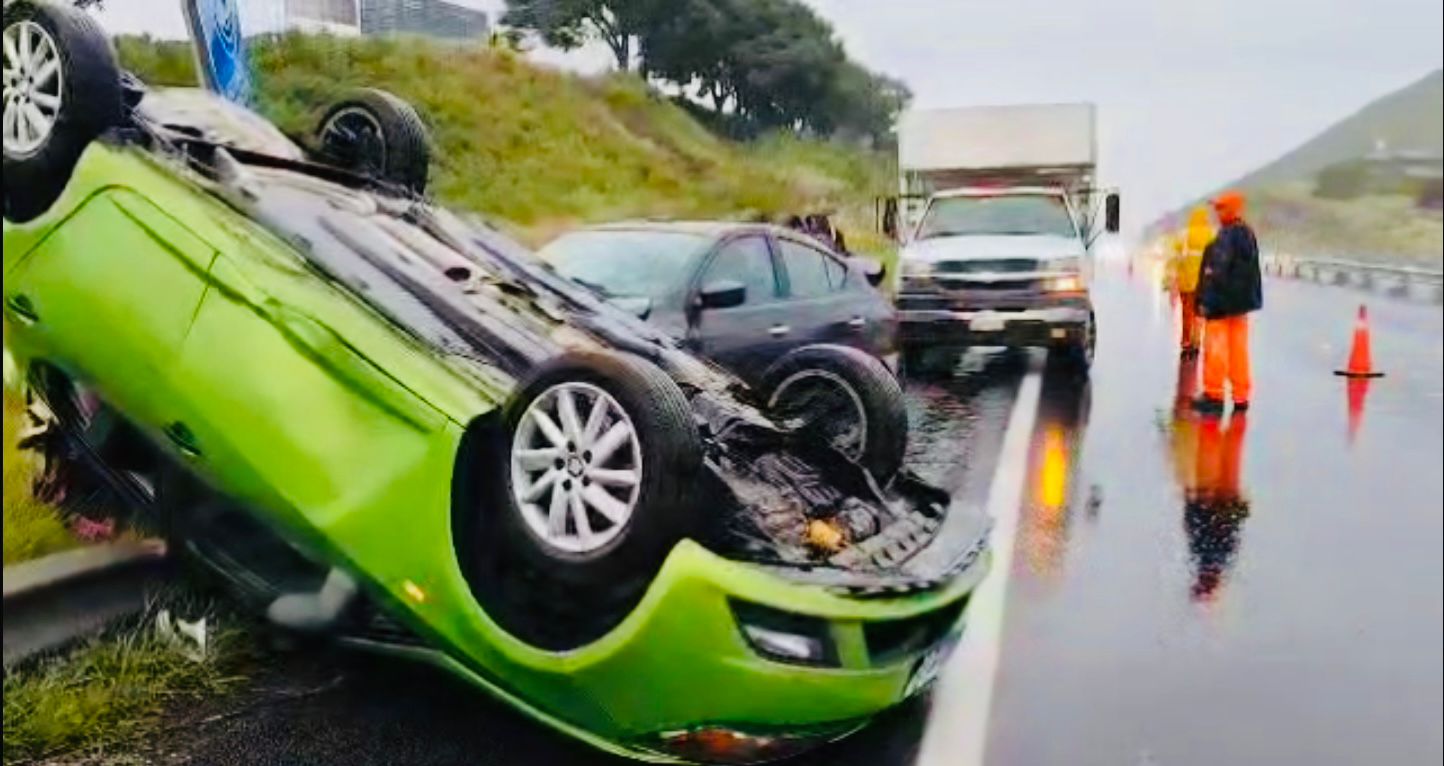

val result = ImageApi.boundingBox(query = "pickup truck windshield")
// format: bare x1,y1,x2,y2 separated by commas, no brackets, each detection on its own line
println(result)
916,195,1076,240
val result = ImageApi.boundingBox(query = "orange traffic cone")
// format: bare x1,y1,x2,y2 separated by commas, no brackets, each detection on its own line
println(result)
1334,305,1384,378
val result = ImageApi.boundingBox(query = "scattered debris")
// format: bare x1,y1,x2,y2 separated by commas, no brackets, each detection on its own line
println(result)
155,609,209,663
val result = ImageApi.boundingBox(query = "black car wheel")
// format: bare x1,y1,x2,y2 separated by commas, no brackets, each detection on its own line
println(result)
2,0,123,222
760,344,909,484
315,88,429,194
496,351,703,586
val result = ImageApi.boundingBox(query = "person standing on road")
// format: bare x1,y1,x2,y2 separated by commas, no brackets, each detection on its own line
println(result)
1171,207,1214,356
1195,191,1262,413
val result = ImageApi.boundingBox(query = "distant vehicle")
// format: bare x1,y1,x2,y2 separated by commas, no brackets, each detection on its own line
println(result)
539,221,899,382
887,104,1120,374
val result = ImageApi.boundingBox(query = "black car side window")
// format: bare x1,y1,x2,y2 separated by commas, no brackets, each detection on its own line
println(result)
779,239,843,298
701,236,778,305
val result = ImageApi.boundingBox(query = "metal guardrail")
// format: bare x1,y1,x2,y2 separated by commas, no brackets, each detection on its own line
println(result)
1261,254,1444,304
2,540,170,668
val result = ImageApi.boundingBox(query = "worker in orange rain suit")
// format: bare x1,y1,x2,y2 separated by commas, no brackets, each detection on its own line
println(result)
1195,191,1262,413
1169,208,1214,356
1184,410,1251,603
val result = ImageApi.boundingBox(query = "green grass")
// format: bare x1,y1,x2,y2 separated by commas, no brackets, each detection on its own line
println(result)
2,608,253,765
3,391,254,766
2,394,76,567
115,34,895,241
1249,183,1444,267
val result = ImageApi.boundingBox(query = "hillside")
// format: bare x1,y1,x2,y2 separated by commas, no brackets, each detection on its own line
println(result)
1233,69,1442,189
1150,69,1442,265
116,34,894,247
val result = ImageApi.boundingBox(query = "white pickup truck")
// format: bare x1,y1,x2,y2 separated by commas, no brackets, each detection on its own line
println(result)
888,104,1119,374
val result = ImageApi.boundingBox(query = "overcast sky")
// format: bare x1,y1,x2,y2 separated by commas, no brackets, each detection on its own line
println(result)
97,0,1443,229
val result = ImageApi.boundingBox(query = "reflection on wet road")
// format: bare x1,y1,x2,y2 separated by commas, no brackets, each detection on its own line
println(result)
141,268,1443,766
983,270,1443,766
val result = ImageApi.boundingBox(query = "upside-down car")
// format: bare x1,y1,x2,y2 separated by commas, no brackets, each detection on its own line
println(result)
0,3,989,762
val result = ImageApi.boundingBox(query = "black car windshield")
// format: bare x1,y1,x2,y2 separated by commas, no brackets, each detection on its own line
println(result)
916,194,1077,239
540,229,710,298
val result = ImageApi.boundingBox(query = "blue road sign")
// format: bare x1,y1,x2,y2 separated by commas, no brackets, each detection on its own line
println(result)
181,0,252,104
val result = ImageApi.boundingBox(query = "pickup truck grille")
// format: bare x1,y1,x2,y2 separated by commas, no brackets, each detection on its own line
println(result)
939,278,1042,291
935,258,1040,275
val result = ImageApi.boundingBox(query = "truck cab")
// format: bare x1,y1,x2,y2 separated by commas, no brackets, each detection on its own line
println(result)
888,104,1119,374
896,186,1106,371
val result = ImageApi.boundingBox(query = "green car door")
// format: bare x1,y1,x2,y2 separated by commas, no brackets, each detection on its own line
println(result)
2,188,215,432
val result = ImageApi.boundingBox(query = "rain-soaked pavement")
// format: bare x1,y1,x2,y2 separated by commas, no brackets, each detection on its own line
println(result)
133,266,1442,766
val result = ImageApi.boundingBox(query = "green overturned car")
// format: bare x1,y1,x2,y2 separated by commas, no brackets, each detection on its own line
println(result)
1,3,988,762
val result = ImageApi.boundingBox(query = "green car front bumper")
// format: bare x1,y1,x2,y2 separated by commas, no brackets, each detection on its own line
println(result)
372,535,986,764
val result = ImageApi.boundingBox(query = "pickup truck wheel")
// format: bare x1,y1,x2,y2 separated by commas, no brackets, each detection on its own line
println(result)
2,0,123,222
497,351,703,585
315,88,429,194
1052,311,1096,374
761,344,908,484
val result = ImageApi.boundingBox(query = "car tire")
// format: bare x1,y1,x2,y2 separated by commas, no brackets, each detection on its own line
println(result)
315,88,429,194
2,0,124,223
497,351,703,586
760,344,909,484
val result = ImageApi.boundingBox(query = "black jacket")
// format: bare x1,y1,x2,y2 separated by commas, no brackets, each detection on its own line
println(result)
1198,222,1263,319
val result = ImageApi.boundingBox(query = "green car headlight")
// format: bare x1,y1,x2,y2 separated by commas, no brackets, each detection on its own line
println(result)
729,600,838,667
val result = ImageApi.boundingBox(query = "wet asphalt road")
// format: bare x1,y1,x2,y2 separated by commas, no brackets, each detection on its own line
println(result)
132,266,1442,766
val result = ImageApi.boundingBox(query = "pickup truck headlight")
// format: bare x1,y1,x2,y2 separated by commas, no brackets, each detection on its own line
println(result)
1045,275,1085,293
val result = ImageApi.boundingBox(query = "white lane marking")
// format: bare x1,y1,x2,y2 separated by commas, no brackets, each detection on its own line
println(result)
917,359,1045,766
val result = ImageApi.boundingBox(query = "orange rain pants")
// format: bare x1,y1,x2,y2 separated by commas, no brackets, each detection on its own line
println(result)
1203,315,1251,402
1179,292,1200,350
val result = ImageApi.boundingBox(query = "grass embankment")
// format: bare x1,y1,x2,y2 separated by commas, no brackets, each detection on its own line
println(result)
3,392,251,765
3,395,76,566
1248,183,1443,268
117,33,896,250
3,617,253,765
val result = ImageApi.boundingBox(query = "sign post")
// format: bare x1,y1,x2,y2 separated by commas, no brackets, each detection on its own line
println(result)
180,0,253,104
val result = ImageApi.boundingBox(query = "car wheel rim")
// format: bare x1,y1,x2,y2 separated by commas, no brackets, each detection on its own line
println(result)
767,370,868,462
320,106,386,174
510,382,643,555
2,20,64,160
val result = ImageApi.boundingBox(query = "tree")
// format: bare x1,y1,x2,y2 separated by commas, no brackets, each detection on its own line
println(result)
816,61,911,144
503,0,665,72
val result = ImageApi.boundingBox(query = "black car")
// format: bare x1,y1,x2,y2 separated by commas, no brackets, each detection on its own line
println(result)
539,221,898,383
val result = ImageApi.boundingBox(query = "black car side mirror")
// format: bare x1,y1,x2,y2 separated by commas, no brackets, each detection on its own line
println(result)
852,257,886,287
1105,193,1121,233
698,280,746,310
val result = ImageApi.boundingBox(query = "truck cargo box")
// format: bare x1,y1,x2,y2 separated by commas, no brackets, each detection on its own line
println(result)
898,104,1097,193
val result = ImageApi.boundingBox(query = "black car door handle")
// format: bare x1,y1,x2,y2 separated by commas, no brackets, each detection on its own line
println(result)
5,294,39,324
847,316,866,330
164,422,202,458
768,324,791,338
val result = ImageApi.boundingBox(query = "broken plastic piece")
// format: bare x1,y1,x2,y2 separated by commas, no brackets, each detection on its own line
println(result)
155,609,208,662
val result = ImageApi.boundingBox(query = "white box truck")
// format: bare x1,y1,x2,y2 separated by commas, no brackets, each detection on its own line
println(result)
887,104,1119,374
